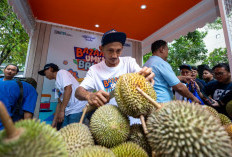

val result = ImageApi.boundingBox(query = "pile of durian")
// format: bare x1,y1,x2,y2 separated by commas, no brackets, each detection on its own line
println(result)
1,73,232,157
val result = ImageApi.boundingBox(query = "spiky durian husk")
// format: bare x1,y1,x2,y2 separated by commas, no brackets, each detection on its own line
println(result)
146,100,232,157
225,124,232,140
226,100,232,118
204,106,220,119
111,142,148,157
0,119,68,157
59,123,94,156
115,73,157,118
90,105,130,148
128,124,152,155
75,145,115,157
219,113,231,125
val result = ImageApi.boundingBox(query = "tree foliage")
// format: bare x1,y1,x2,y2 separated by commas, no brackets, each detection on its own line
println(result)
143,30,208,74
0,0,29,69
206,17,223,30
203,48,228,67
167,30,208,74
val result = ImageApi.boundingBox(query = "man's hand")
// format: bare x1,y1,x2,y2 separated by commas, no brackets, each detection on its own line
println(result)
178,76,193,84
51,118,57,128
191,96,202,104
138,66,155,85
210,99,220,107
57,110,65,123
86,90,110,107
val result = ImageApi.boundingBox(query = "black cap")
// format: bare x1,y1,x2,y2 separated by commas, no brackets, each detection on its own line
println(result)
101,29,126,46
179,64,192,71
38,63,59,76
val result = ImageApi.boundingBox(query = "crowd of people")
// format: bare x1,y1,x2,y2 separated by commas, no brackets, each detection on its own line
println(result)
0,29,231,130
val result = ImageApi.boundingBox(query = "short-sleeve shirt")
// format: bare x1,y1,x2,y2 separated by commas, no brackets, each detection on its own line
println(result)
144,56,180,103
0,80,38,130
55,70,87,116
80,57,141,124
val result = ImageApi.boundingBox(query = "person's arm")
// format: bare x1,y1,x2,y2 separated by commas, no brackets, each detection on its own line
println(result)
177,76,193,84
75,86,110,107
52,98,61,128
57,85,72,123
24,111,33,119
172,82,201,104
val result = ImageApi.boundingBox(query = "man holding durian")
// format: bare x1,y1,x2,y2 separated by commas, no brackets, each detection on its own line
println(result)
75,29,154,124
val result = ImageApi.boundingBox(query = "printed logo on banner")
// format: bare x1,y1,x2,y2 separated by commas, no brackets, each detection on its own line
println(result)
74,47,105,71
54,30,72,37
124,43,131,47
82,35,96,41
102,77,119,92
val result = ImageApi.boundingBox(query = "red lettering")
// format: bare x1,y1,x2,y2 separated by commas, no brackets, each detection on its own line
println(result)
75,48,83,57
83,48,89,54
104,80,109,87
94,50,100,56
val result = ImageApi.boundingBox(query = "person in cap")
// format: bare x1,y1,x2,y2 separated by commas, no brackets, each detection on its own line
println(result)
75,29,155,125
144,40,201,103
38,63,87,128
0,80,37,130
0,64,19,81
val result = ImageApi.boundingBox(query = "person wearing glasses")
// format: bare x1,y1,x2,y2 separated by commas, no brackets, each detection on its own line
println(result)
203,63,231,119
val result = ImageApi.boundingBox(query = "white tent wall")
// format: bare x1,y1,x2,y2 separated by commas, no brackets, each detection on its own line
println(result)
24,21,142,118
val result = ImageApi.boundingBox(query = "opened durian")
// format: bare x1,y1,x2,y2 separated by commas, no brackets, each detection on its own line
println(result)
115,73,157,118
111,142,148,157
90,104,130,148
59,123,94,156
146,100,232,157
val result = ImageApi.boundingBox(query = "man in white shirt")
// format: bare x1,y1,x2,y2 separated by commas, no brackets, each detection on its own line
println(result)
38,63,86,128
75,29,155,124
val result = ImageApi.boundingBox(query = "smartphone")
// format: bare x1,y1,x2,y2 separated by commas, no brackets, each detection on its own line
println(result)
201,92,214,104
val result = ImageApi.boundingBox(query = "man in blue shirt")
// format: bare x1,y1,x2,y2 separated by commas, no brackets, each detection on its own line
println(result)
0,64,19,81
144,40,201,103
0,80,38,130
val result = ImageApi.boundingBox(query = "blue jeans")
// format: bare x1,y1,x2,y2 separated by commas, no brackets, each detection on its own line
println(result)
61,112,83,128
61,110,95,128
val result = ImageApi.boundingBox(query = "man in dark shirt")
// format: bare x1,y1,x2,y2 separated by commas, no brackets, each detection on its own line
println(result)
204,63,232,118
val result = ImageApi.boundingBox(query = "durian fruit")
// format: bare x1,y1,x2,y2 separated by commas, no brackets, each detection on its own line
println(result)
74,145,115,157
225,124,232,140
219,113,231,125
90,104,130,148
128,124,152,155
111,142,148,157
204,105,220,119
146,100,232,157
226,100,232,118
59,123,94,156
115,73,157,118
0,119,68,157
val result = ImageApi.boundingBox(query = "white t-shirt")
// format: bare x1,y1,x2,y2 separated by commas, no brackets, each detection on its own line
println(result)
80,57,142,125
55,69,87,116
